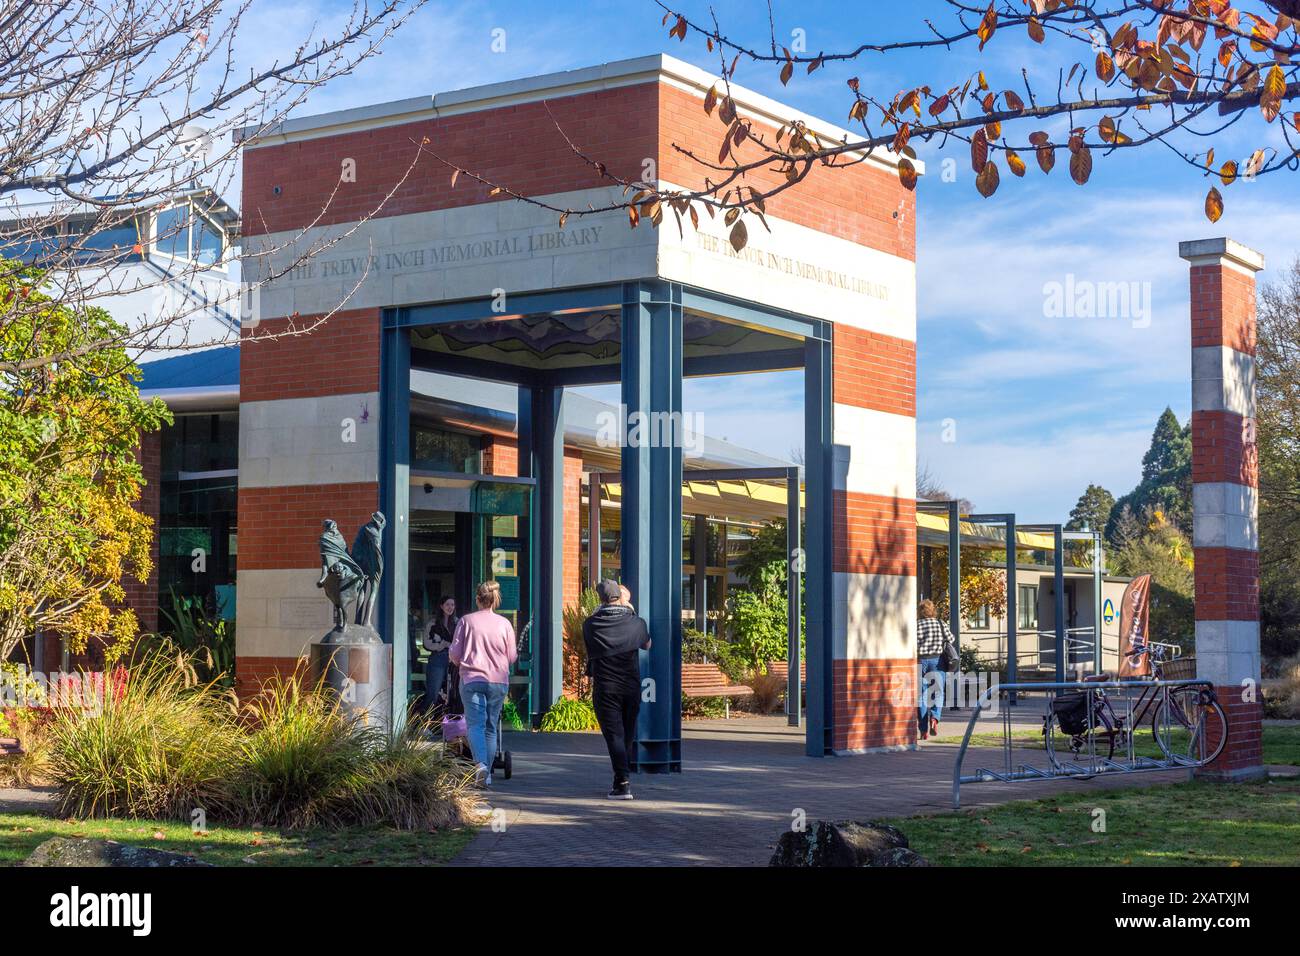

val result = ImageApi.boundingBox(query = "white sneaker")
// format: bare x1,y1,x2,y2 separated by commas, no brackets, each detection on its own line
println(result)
474,763,490,786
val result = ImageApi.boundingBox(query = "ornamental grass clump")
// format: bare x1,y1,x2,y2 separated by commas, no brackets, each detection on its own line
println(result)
45,652,237,819
220,672,481,830
44,652,482,831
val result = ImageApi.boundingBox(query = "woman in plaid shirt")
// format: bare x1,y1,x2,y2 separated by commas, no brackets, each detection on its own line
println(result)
916,600,950,739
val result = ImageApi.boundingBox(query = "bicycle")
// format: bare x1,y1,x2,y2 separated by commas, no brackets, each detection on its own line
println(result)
1041,644,1228,776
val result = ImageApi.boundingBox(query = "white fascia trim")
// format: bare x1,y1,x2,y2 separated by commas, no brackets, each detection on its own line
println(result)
237,54,919,175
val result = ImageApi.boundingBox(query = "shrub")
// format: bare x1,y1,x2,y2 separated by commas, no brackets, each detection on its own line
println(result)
45,653,238,819
1263,655,1300,719
540,696,599,732
561,588,600,698
43,652,482,831
0,707,53,787
501,698,527,731
745,667,786,714
681,693,727,719
682,627,747,683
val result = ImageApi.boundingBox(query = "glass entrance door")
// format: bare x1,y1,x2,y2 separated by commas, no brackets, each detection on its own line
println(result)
409,473,534,724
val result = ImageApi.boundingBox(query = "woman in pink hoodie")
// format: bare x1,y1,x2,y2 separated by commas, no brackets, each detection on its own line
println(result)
448,580,517,785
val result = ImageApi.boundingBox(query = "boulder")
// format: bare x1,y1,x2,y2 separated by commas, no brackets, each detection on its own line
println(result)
24,837,212,867
769,820,928,867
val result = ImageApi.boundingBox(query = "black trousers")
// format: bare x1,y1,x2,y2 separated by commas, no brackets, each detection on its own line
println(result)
593,684,641,782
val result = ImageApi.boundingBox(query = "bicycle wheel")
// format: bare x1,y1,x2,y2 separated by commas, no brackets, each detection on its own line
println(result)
1044,708,1116,778
1152,686,1228,766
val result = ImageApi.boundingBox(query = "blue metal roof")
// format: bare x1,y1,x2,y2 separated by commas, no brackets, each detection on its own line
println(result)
137,345,239,391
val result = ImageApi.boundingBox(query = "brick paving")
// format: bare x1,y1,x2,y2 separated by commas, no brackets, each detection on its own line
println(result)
452,713,1190,867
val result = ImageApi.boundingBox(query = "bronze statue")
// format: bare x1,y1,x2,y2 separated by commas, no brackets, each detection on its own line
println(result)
316,514,385,629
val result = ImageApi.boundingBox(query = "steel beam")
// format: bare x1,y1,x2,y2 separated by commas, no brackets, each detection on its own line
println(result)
379,324,411,730
622,281,683,773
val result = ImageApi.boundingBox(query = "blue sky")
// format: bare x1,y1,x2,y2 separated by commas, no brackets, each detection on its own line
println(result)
244,0,1299,518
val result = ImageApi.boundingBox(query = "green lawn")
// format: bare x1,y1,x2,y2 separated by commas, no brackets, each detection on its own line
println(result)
933,722,1300,765
884,778,1300,866
0,813,476,866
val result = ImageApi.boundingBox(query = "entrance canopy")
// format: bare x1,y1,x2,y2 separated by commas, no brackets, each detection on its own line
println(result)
398,284,813,387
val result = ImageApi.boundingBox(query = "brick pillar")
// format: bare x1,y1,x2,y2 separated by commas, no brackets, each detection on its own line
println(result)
1179,237,1265,781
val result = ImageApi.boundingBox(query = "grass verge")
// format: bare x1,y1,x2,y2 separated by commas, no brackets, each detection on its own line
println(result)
884,778,1300,866
0,812,476,867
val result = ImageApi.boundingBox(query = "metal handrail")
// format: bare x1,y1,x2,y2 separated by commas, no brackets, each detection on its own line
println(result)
951,677,1216,809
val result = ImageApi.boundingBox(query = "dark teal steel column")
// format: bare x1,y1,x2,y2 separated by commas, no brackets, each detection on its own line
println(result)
379,322,411,730
622,281,683,773
517,384,565,721
947,500,961,654
1053,524,1066,682
804,329,833,756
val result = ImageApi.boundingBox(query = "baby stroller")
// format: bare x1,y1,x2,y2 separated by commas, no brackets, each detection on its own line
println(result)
440,660,514,781
489,618,532,781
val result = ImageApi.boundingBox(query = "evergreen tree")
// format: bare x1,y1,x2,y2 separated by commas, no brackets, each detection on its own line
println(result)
1066,484,1116,532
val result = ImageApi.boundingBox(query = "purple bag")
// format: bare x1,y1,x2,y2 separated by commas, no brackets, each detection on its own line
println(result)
442,715,467,741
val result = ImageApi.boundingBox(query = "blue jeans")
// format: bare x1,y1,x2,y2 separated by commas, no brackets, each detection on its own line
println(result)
918,656,944,724
461,680,508,770
424,651,449,714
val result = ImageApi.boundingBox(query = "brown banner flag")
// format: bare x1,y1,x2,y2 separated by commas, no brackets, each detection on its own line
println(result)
1117,574,1152,678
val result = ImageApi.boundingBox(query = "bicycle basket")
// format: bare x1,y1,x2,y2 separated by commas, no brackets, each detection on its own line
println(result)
1159,656,1196,681
1051,692,1093,736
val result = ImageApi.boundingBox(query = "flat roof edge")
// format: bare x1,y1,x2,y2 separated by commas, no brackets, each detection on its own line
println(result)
235,53,917,172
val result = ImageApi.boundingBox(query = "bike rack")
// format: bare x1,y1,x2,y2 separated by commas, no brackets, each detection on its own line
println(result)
951,678,1219,809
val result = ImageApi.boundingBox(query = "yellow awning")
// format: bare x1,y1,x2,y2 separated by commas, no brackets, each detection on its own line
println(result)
916,511,1057,550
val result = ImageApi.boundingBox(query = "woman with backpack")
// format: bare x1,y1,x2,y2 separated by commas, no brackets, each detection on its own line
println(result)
916,599,954,740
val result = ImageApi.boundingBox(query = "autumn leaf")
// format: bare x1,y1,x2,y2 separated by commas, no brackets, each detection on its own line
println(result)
929,94,950,117
1205,186,1224,222
1007,150,1026,177
628,205,640,228
703,84,718,116
898,157,919,191
1027,17,1045,43
1096,52,1116,83
971,127,989,173
976,160,1000,197
1261,64,1285,122
977,3,997,50
1069,144,1093,184
1037,145,1055,174
729,218,748,251
780,59,794,86
1219,160,1238,185
1004,90,1025,113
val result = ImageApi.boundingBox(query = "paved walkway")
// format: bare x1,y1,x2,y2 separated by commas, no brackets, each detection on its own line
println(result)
452,714,1188,867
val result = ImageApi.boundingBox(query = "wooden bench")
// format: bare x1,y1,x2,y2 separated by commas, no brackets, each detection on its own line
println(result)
681,663,752,718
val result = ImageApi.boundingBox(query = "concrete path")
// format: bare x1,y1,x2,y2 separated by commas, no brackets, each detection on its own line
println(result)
453,715,1188,867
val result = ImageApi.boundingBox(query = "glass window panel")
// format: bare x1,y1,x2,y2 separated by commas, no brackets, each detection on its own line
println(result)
154,205,190,259
411,426,480,473
194,217,223,266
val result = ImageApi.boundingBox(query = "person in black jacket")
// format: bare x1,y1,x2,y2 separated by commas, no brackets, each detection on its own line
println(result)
583,579,651,800
424,595,457,717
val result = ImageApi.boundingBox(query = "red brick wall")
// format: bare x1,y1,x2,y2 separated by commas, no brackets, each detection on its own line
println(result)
242,86,660,238
233,655,303,700
237,483,379,571
1189,263,1257,353
832,326,917,415
482,435,519,477
658,84,916,260
1193,547,1260,623
563,450,583,608
832,658,915,751
240,309,381,400
832,492,916,576
1191,410,1258,487
1206,689,1264,776
243,79,916,258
